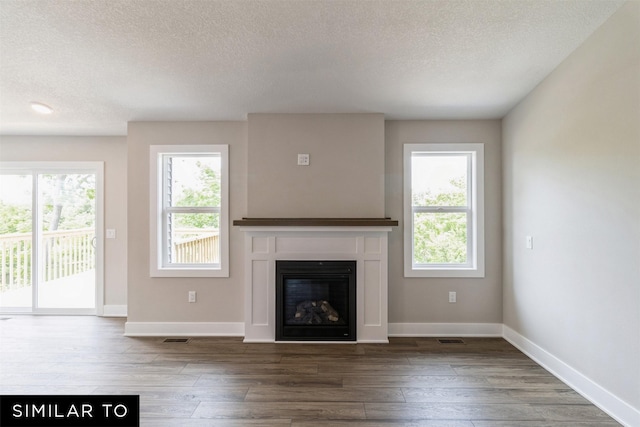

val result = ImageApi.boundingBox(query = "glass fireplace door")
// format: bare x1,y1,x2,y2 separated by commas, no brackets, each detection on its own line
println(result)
276,260,356,341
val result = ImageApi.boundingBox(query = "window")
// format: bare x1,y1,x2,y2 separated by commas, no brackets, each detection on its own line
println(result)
150,145,228,277
404,143,484,277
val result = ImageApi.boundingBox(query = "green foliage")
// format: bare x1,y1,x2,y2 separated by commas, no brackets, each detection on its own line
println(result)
413,176,467,206
413,177,468,265
174,162,221,230
0,203,32,234
414,212,467,264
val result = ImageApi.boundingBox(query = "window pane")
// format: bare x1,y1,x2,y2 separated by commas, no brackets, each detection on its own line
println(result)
38,174,96,309
169,213,219,264
0,174,33,309
411,154,468,207
413,212,467,265
169,155,221,208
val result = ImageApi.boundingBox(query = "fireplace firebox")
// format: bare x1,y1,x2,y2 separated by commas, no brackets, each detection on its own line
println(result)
276,260,356,341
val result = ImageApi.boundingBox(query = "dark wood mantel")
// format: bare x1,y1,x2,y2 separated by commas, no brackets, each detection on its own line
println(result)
233,218,398,227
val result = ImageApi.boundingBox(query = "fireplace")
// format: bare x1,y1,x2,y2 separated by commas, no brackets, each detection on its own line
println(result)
276,260,356,341
236,218,396,343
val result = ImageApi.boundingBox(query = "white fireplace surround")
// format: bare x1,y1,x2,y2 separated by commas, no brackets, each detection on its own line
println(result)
240,226,392,343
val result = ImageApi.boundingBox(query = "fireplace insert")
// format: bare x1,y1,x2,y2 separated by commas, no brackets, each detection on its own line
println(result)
276,260,356,341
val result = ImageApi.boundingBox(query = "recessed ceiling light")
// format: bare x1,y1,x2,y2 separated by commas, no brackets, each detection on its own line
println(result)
30,102,53,114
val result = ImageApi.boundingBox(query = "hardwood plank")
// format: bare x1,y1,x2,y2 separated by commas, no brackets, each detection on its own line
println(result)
506,389,592,404
48,361,188,374
320,363,456,376
364,402,545,421
244,343,365,355
58,372,200,387
141,400,199,418
472,422,621,427
93,386,249,402
194,374,344,388
281,354,409,364
530,404,618,422
292,421,473,427
245,386,405,403
199,363,319,376
452,364,551,377
402,387,593,405
192,401,366,420
343,375,492,388
156,354,283,364
0,385,98,395
485,376,574,390
141,419,292,427
407,354,538,366
402,387,520,404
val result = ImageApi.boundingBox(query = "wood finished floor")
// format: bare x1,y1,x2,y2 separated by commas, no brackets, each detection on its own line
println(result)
0,316,620,426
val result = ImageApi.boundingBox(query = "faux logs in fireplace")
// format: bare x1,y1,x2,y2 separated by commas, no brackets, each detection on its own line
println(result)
276,260,356,341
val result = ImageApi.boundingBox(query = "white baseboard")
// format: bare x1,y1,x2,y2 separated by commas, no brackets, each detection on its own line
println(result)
102,305,127,317
503,325,640,427
124,321,244,337
389,322,502,337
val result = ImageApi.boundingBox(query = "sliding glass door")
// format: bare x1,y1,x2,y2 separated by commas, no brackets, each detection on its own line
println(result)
0,163,103,314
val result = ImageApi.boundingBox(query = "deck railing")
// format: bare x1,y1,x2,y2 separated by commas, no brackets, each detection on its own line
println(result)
1,228,220,292
0,228,95,292
173,230,220,264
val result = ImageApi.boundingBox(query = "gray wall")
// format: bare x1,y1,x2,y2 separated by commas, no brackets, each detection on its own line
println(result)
124,116,503,328
385,120,503,325
502,1,640,411
247,113,385,218
0,136,128,309
126,122,247,322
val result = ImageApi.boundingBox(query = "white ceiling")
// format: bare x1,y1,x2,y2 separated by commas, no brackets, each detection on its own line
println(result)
0,0,624,136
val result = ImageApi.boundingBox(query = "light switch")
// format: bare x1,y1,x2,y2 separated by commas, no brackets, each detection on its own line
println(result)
106,229,116,239
526,236,533,249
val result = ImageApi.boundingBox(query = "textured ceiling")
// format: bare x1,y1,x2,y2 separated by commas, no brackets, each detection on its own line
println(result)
0,0,624,136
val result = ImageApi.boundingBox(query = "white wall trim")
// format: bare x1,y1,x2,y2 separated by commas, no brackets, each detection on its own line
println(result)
124,321,244,337
503,325,640,427
102,305,127,317
389,322,503,337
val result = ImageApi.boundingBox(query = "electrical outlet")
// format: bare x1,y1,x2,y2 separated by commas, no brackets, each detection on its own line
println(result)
297,153,310,166
188,291,196,303
449,291,457,303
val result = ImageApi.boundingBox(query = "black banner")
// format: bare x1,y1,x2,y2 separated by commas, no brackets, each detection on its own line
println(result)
0,395,139,427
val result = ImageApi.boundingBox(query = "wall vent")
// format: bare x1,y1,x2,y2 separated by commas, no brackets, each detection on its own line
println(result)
437,338,465,344
163,338,189,343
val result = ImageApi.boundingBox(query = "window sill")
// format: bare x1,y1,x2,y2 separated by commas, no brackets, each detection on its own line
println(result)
404,267,485,278
150,267,229,278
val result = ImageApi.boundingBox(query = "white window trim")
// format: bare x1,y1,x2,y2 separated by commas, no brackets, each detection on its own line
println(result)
149,145,229,278
403,143,485,278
